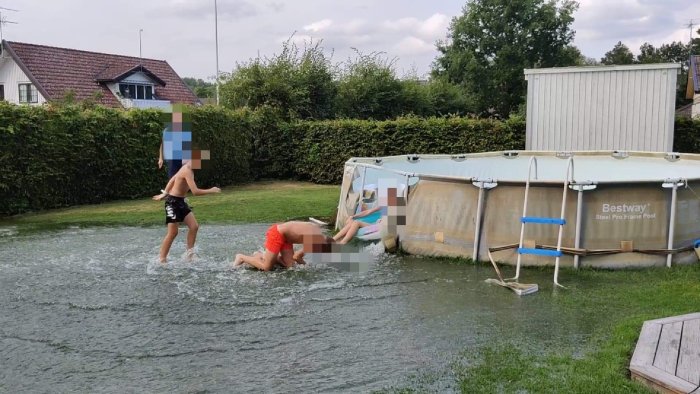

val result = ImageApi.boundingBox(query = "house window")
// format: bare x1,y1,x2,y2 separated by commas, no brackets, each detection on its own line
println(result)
0,85,4,101
18,83,38,103
119,83,155,100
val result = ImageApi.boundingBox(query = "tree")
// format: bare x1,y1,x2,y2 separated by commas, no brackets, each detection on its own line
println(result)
335,51,403,120
432,0,579,117
693,28,700,55
183,77,216,99
633,41,695,108
219,39,336,120
658,42,692,70
425,77,472,116
399,78,432,117
600,41,634,65
658,41,695,107
637,42,662,64
560,45,590,66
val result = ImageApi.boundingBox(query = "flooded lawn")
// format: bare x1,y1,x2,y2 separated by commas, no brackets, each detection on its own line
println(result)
1,225,609,392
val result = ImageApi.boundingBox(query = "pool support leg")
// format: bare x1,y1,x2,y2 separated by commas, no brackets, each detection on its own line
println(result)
574,187,583,269
666,182,679,268
473,184,485,262
554,157,574,288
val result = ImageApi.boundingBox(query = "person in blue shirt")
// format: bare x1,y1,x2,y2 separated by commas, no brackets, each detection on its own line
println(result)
158,105,191,178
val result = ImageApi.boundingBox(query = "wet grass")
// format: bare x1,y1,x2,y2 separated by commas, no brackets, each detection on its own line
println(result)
3,181,699,392
0,181,339,233
380,264,700,393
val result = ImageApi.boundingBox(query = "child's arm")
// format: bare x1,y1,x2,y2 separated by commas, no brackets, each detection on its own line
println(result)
152,176,176,201
184,171,221,196
276,253,297,268
293,250,306,265
158,142,164,169
352,205,381,219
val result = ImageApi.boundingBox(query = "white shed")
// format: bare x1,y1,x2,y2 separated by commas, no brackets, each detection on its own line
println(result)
524,64,680,152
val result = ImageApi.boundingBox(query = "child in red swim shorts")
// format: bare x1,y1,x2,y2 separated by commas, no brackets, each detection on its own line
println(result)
233,221,334,271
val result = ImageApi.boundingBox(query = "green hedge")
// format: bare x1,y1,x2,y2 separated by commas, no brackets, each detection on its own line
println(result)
0,103,251,215
293,116,526,183
2,98,700,216
0,104,164,214
673,117,700,153
188,105,252,187
291,116,700,185
248,106,299,180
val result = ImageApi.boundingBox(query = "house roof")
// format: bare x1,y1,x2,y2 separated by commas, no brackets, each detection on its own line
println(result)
94,64,166,86
691,55,700,94
3,40,199,107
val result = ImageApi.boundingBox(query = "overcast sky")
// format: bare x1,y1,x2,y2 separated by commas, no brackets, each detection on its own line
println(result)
1,0,699,81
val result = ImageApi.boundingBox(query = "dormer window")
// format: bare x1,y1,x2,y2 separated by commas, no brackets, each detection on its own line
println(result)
119,83,153,100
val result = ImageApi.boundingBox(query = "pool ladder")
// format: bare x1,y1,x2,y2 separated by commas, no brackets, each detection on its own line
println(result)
508,156,574,288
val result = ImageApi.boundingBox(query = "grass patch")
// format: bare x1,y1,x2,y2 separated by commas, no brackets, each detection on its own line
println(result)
451,265,700,393
1,181,339,232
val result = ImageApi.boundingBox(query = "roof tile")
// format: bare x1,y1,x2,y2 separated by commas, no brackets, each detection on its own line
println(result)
6,41,199,108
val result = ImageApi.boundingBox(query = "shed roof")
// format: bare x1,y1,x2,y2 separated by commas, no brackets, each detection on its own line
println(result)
524,63,680,77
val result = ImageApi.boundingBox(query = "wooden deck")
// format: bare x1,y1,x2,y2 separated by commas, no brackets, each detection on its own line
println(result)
630,313,700,393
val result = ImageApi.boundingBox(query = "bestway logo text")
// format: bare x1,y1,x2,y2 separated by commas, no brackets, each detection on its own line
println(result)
601,203,648,213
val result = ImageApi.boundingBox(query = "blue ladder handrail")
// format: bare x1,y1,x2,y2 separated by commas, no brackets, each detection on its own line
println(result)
518,248,563,257
521,217,566,225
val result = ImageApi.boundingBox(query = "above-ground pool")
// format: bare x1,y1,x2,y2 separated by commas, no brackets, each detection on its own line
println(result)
337,150,700,269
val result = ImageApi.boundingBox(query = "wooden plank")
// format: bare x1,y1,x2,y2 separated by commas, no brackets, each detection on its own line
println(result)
632,371,676,394
650,313,700,325
654,321,683,374
632,365,698,394
677,318,700,385
631,322,662,367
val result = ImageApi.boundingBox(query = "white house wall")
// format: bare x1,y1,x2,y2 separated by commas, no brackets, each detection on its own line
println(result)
121,71,153,84
525,64,679,152
0,53,47,105
693,94,700,118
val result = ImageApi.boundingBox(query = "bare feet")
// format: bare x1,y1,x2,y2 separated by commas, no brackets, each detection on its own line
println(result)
232,254,244,267
185,248,197,262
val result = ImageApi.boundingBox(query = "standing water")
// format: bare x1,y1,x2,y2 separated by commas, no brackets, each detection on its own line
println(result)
1,225,598,392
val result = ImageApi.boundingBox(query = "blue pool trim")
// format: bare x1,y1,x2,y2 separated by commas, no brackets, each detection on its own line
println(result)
521,217,566,225
518,248,563,257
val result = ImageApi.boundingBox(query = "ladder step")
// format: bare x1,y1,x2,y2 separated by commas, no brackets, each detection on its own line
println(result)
521,217,566,225
518,248,563,257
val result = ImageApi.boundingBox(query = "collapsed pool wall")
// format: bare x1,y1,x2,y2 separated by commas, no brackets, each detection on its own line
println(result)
337,151,700,269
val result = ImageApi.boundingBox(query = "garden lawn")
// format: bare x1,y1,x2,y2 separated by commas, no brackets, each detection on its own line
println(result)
451,264,700,393
1,181,339,232
381,263,700,394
